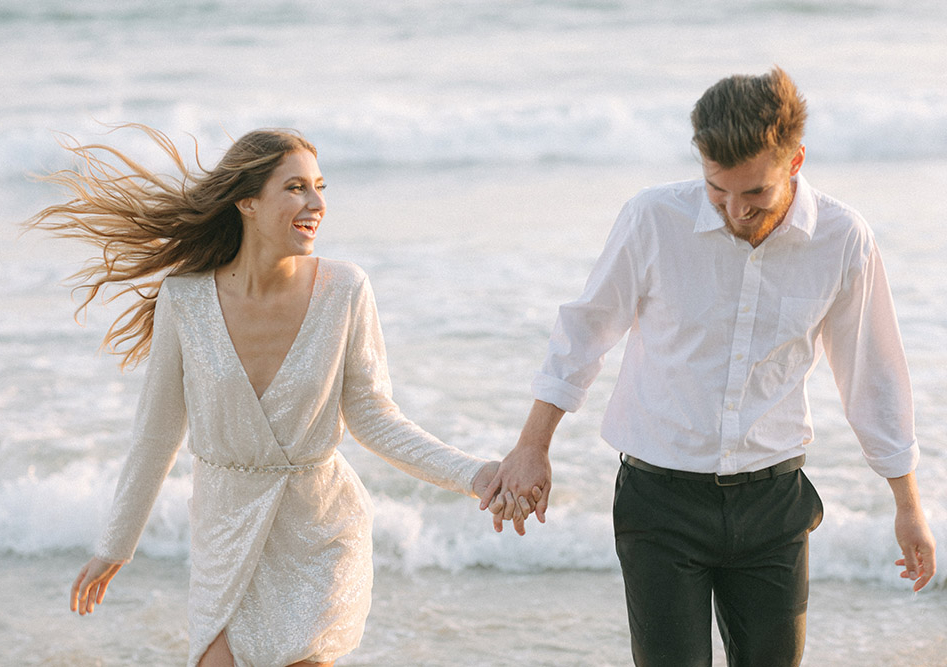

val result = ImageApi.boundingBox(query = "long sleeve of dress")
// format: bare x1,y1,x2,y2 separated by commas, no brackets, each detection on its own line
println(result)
340,274,487,496
94,286,188,562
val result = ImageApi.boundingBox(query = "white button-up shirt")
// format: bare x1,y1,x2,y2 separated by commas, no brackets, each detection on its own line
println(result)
532,175,919,478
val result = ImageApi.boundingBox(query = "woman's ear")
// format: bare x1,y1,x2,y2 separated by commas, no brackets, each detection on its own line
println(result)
235,196,256,216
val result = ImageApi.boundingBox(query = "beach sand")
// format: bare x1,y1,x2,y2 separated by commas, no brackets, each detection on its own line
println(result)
5,554,944,666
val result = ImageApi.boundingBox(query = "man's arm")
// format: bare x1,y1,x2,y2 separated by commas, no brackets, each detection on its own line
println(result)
480,400,565,535
887,472,937,591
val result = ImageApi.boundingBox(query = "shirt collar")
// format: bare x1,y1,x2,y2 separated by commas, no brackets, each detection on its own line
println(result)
694,173,818,242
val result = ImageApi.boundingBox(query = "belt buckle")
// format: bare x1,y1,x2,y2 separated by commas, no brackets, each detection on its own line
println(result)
714,472,744,487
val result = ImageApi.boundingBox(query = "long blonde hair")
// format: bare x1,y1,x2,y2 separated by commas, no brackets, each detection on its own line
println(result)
26,124,318,369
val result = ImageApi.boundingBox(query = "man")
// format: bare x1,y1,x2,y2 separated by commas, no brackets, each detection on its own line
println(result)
481,67,936,666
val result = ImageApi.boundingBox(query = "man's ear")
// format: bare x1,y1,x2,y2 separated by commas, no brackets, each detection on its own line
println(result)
789,145,806,176
235,197,256,216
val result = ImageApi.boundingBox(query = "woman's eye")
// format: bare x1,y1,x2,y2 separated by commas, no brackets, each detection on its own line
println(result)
316,183,327,191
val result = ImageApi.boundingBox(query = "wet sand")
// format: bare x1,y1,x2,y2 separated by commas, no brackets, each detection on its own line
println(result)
5,554,944,666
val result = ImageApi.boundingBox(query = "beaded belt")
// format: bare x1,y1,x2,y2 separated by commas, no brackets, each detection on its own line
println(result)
193,453,331,474
620,453,805,487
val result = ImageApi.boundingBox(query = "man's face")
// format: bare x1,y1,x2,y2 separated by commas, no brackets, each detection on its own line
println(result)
701,146,805,247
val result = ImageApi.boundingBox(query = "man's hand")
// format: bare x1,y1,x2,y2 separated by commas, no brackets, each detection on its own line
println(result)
888,472,937,591
894,505,937,591
479,400,564,535
482,446,550,535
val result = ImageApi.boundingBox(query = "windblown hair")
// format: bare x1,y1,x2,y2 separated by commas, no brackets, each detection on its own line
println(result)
690,66,807,168
25,124,318,369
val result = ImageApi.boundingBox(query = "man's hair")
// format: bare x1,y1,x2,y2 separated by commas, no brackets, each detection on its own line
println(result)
690,66,807,168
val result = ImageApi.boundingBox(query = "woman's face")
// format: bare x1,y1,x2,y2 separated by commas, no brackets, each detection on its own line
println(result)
237,150,326,258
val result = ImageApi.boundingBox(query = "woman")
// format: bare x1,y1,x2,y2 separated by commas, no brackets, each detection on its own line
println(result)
29,125,499,666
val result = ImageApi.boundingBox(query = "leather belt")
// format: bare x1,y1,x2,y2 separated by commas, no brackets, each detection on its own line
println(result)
620,453,805,487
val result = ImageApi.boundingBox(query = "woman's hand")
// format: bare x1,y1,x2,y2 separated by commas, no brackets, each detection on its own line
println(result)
70,557,124,615
472,461,501,501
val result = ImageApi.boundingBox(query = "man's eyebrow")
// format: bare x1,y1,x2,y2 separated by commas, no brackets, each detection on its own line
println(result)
705,178,771,195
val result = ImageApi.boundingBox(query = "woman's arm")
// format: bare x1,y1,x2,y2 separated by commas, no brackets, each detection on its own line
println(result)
71,285,188,613
340,273,490,496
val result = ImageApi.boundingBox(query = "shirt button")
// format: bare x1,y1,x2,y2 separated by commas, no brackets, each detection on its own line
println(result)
726,402,735,410
735,353,744,360
723,451,732,458
741,305,751,313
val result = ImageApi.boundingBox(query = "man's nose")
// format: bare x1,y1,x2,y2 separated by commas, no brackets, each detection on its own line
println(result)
726,196,748,219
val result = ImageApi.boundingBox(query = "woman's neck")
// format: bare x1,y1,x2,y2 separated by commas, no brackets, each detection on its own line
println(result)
216,252,312,299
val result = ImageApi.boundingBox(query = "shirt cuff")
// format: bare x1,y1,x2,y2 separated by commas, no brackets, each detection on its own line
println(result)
863,440,920,478
531,372,587,413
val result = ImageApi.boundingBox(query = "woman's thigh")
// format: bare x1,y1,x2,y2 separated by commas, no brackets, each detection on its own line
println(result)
197,629,337,667
198,630,234,667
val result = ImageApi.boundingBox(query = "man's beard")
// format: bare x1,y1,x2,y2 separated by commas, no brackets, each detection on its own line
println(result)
717,182,795,247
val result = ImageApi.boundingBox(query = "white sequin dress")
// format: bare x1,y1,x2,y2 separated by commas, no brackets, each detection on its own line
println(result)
93,259,487,666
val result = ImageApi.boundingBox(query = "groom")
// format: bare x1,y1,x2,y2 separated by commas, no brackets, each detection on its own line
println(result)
482,67,936,666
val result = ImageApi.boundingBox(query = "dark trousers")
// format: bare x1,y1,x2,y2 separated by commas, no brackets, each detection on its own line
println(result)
613,459,823,667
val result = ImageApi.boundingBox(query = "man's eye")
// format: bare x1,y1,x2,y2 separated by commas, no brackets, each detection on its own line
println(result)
316,183,327,191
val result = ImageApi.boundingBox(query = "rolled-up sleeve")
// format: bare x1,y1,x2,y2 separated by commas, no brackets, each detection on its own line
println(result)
822,237,919,478
532,202,641,413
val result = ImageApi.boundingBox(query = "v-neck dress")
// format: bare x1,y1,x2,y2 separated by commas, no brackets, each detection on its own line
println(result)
93,259,488,666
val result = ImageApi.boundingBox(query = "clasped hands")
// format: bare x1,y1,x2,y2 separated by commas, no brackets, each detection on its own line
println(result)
472,445,551,536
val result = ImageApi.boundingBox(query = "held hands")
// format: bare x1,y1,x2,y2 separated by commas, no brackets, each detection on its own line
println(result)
473,460,543,533
476,400,561,535
70,556,123,615
478,442,552,536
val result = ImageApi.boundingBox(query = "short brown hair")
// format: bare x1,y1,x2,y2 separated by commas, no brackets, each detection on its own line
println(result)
690,66,807,167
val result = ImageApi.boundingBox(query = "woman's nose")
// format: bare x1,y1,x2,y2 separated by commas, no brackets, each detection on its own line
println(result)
308,190,326,211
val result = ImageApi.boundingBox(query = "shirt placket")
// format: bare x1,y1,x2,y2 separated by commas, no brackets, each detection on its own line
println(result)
719,245,764,473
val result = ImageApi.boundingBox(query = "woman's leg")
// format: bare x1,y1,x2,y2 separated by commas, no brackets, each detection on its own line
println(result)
198,630,234,667
198,628,336,667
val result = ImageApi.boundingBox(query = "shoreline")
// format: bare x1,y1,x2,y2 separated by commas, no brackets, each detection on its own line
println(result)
6,554,944,666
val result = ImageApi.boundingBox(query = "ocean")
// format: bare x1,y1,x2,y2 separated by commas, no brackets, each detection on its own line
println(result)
1,0,945,665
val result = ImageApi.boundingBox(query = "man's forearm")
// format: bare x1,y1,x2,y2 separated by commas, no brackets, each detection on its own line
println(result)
887,471,922,510
516,399,566,453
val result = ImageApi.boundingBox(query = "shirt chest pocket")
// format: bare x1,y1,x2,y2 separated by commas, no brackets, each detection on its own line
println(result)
770,297,831,367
